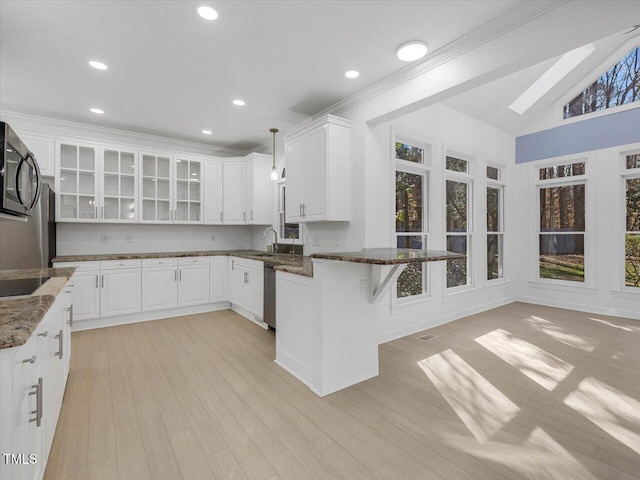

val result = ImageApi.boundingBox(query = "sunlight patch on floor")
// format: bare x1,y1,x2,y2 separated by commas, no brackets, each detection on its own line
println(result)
442,426,597,480
475,328,574,391
587,317,640,333
526,316,596,352
564,377,640,455
418,348,519,443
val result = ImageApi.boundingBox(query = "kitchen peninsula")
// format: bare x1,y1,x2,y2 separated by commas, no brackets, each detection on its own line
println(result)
275,248,464,397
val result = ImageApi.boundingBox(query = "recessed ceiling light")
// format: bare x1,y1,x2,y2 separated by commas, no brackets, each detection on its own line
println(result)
345,70,360,79
396,41,428,62
89,60,108,70
233,99,245,106
202,129,212,135
508,43,595,115
197,6,218,20
90,108,104,114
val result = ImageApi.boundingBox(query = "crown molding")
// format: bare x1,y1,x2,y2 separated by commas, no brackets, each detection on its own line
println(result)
0,110,248,157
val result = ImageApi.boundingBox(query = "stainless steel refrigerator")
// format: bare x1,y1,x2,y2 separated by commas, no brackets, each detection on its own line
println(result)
0,183,56,270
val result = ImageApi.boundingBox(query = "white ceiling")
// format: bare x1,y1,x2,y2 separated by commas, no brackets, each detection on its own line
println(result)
443,29,640,135
0,0,524,151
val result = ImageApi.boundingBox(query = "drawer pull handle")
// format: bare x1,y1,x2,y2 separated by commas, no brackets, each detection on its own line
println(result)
55,330,63,359
67,305,74,327
37,331,48,337
29,377,43,427
23,355,37,364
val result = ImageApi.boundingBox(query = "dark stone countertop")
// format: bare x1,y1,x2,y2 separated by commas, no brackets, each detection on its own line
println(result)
310,248,465,265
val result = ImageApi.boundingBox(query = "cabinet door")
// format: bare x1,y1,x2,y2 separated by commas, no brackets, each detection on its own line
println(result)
303,125,328,220
244,161,254,223
222,162,246,224
246,269,264,317
175,157,203,224
56,141,100,222
210,256,228,302
140,153,173,223
71,271,100,321
249,155,273,225
100,147,138,223
41,302,65,455
20,133,55,178
204,161,223,224
100,269,142,317
142,267,178,311
178,265,210,306
227,258,244,305
284,136,304,222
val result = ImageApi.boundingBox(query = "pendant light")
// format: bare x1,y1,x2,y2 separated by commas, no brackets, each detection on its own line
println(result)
270,128,279,181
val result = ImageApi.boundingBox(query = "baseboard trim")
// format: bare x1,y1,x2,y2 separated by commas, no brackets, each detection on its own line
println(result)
377,296,517,345
516,296,640,321
230,304,268,329
72,302,231,331
274,358,312,390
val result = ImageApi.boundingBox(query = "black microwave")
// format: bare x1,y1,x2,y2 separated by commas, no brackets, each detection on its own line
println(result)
0,122,41,217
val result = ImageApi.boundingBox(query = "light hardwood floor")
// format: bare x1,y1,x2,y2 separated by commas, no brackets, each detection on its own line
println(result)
44,302,640,480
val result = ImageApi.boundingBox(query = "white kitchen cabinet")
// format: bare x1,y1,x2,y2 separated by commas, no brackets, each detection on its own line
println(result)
284,114,351,222
100,147,138,222
140,152,173,223
19,133,55,178
222,161,246,224
228,257,263,318
178,262,210,306
100,262,142,317
210,256,228,302
244,153,273,225
141,262,178,312
69,270,100,322
55,140,100,222
174,156,203,223
203,160,223,224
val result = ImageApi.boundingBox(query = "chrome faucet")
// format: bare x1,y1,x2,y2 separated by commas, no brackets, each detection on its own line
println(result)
262,227,278,254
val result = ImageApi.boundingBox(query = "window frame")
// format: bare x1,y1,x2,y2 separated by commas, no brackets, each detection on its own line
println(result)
621,148,640,292
487,165,506,284
532,157,592,288
393,133,431,303
276,177,303,245
444,151,475,292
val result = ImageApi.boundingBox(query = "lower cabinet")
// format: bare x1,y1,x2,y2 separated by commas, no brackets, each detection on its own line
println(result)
68,269,100,321
142,265,178,311
100,268,142,317
228,257,264,318
178,263,210,306
0,281,72,480
210,256,228,302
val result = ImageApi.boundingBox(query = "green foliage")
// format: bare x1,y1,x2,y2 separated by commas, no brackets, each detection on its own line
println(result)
626,234,640,287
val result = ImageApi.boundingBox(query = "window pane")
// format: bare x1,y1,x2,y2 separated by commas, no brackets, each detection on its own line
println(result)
446,156,468,173
487,166,499,180
487,187,500,232
539,162,585,180
540,184,585,232
626,234,640,288
446,235,467,288
396,172,423,232
446,180,467,232
395,142,423,163
487,234,503,280
563,46,640,119
627,178,640,232
539,234,584,282
627,154,640,170
397,235,424,249
397,263,423,298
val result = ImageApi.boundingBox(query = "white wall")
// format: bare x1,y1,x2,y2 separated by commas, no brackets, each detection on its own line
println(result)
56,224,253,256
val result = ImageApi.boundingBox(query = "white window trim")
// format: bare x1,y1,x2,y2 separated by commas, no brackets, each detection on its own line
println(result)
530,156,595,288
486,181,506,284
392,131,432,304
444,150,475,293
621,158,640,293
276,179,303,245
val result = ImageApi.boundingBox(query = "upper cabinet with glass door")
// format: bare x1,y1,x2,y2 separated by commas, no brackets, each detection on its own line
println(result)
174,156,203,223
55,141,100,222
100,147,138,222
140,153,173,223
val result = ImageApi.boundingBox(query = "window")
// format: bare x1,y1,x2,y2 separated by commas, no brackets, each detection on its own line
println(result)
563,46,640,119
625,154,640,288
395,139,428,299
277,169,301,244
446,156,472,289
538,163,586,283
487,167,504,281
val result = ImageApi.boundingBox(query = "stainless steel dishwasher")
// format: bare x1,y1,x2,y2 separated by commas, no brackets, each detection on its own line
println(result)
263,264,276,329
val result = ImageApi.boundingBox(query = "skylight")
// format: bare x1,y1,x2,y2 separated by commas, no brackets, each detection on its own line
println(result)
509,44,595,115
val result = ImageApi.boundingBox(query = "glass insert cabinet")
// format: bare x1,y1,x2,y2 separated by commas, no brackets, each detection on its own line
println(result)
55,141,203,224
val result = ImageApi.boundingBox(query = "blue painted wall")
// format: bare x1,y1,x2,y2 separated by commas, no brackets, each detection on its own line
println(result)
516,106,640,164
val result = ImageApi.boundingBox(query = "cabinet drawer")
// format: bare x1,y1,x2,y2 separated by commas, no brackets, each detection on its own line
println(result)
178,256,210,265
53,261,99,271
142,257,178,267
230,257,263,272
100,259,142,270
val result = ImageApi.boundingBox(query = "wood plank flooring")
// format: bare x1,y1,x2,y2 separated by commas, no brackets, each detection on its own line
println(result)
44,302,640,480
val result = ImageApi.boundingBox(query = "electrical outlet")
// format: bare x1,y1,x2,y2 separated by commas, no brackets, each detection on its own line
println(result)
335,237,341,247
377,306,387,317
127,235,134,243
211,235,215,242
101,234,109,244
360,279,369,296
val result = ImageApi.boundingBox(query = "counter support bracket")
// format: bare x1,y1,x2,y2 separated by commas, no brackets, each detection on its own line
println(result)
369,264,406,304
